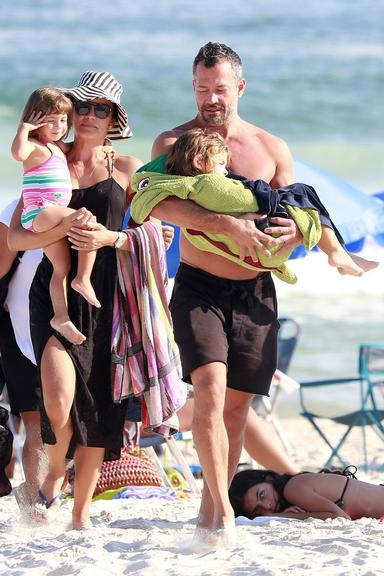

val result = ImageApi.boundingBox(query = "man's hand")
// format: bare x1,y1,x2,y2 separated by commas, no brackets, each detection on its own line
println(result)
264,217,303,257
225,213,282,262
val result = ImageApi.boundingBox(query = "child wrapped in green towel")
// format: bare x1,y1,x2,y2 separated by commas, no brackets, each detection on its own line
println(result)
131,128,377,283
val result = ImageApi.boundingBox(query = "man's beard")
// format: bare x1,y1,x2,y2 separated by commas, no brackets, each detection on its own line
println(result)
200,105,230,126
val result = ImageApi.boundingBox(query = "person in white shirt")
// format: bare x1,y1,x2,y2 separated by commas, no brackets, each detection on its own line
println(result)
0,199,47,507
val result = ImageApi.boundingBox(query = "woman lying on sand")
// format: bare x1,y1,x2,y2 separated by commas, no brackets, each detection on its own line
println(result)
229,467,384,521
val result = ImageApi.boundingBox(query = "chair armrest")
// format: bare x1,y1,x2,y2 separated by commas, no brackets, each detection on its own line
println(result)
299,377,363,415
299,377,361,388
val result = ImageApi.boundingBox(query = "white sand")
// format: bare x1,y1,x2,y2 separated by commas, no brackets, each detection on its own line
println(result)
1,417,384,576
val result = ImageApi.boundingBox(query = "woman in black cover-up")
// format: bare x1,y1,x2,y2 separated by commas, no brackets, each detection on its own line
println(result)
8,71,143,529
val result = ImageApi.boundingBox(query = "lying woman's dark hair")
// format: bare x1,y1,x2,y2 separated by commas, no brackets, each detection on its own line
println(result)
228,469,293,518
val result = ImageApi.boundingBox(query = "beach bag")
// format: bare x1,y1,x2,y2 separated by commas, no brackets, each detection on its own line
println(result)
67,445,164,497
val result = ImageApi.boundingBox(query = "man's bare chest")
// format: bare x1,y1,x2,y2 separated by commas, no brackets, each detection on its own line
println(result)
228,143,276,182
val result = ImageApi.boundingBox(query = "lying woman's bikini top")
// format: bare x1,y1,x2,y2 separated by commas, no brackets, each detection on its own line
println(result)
334,477,350,509
331,465,358,509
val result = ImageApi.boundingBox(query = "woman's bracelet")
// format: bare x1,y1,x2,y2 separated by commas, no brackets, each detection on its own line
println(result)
113,231,127,249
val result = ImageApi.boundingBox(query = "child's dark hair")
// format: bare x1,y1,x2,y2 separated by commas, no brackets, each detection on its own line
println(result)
229,469,293,518
21,87,73,139
165,127,228,176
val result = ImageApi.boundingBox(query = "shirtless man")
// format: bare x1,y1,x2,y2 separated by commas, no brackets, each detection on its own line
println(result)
150,42,301,546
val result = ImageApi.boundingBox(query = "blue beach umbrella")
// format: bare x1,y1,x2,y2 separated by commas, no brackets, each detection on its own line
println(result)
292,158,384,257
165,159,384,272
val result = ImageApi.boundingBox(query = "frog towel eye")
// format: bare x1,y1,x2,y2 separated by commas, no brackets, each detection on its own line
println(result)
137,177,150,191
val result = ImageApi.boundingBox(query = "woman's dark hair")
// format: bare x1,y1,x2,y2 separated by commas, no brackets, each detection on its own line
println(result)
229,469,293,518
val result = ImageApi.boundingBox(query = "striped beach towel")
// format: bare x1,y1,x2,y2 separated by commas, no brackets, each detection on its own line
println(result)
111,221,187,436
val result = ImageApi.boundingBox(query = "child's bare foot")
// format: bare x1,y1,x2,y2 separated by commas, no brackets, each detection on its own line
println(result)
349,253,379,273
328,250,364,276
50,317,86,345
71,278,101,308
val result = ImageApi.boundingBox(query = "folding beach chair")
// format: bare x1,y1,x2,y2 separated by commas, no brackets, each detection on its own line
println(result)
139,433,201,495
299,343,384,470
255,317,300,454
125,397,201,495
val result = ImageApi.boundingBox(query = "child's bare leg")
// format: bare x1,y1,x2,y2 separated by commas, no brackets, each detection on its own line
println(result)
71,250,101,308
33,205,76,233
318,226,364,276
44,240,86,345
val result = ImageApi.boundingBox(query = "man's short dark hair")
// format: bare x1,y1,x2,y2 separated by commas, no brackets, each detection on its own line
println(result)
193,42,243,80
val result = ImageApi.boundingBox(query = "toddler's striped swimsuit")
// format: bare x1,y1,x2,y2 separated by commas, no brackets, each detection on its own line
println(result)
21,152,72,231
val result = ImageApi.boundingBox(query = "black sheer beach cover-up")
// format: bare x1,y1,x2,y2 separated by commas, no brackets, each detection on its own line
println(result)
30,178,127,461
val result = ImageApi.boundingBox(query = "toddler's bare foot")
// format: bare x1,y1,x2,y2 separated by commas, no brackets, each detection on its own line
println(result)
50,317,86,345
349,253,379,273
328,250,364,276
71,278,101,308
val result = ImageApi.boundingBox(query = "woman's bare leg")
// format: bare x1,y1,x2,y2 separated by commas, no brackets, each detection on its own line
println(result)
72,445,105,530
38,337,76,506
243,408,299,474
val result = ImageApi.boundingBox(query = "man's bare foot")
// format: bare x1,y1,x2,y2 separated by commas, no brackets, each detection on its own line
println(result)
50,317,86,345
328,250,364,276
71,278,101,308
193,521,237,551
349,253,379,273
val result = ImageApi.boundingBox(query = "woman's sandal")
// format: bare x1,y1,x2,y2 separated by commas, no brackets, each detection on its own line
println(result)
32,489,62,522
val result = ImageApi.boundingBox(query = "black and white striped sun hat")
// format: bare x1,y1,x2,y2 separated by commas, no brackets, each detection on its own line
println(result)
63,71,133,140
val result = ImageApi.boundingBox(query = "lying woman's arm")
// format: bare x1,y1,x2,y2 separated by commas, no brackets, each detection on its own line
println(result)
7,198,96,251
284,485,351,520
273,507,346,520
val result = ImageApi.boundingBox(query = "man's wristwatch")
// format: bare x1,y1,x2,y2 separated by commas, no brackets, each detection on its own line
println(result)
114,231,126,249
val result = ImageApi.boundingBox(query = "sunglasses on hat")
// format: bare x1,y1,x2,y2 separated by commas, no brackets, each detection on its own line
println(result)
73,100,113,119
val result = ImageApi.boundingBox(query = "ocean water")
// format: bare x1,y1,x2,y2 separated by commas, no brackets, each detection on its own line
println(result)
0,0,383,393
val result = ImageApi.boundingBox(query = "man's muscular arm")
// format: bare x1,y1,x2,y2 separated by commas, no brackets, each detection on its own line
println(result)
150,198,278,261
